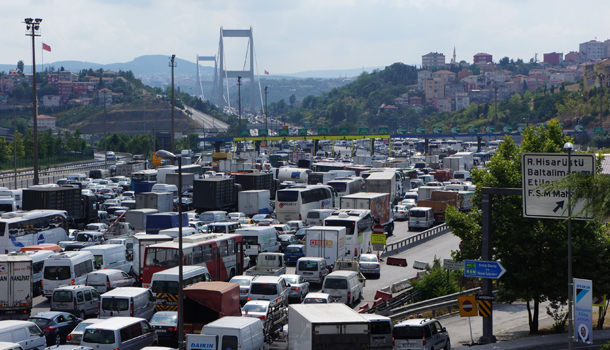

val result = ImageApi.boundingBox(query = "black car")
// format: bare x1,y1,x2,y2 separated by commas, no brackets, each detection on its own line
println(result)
149,311,178,346
29,311,82,345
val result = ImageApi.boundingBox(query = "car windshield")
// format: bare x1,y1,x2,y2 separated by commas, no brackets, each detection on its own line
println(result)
250,283,278,295
101,298,129,311
393,325,426,340
298,261,318,271
252,215,267,220
28,317,50,329
53,290,73,303
283,276,298,284
243,236,258,245
230,278,251,286
243,304,268,313
371,321,392,335
74,321,98,332
82,329,116,344
323,278,347,289
360,256,378,262
257,221,271,226
44,266,71,280
200,214,214,221
304,297,328,304
150,314,177,325
285,246,301,253
410,210,426,218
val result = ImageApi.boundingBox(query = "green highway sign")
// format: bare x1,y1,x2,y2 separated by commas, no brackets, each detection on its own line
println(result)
278,129,289,136
339,128,349,135
503,126,513,132
396,127,407,135
258,129,269,137
468,126,478,133
575,124,584,132
378,127,389,134
595,127,603,134
318,128,328,135
485,126,495,133
359,128,369,135
298,129,307,136
240,129,251,137
433,127,442,134
450,126,460,133
518,125,526,133
416,127,425,134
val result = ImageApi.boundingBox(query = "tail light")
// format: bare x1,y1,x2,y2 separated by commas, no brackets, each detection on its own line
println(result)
376,264,380,268
292,287,299,291
347,292,351,300
319,272,322,279
299,214,302,220
422,331,426,345
258,244,261,253
130,302,134,316
42,326,54,332
67,334,72,341
168,327,177,332
71,279,75,285
354,248,358,257
258,316,266,320
106,276,111,290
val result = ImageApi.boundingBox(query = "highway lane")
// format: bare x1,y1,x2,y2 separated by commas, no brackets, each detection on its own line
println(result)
184,106,228,130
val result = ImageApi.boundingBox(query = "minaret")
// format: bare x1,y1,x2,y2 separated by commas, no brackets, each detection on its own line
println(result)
452,47,456,65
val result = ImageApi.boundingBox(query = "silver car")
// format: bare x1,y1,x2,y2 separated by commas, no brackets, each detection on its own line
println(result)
280,274,310,303
359,254,381,278
242,300,271,324
394,205,409,221
230,275,255,303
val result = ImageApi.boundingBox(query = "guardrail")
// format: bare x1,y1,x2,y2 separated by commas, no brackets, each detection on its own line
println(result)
0,160,109,189
383,224,451,257
388,287,482,321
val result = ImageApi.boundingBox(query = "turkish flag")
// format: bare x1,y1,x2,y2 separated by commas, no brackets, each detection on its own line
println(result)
264,70,269,75
42,43,51,52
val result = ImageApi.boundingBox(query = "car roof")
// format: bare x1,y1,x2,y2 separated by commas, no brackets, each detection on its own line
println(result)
230,275,254,281
243,300,271,306
31,311,66,318
305,292,330,298
396,318,437,326
152,311,178,316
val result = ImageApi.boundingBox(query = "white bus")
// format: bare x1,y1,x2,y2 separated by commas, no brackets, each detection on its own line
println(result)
0,210,68,254
326,177,365,197
156,164,203,183
324,210,373,259
275,185,333,223
151,265,212,311
131,169,158,182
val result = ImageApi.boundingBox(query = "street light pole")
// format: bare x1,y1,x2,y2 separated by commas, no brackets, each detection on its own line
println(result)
24,18,41,185
599,74,604,131
564,142,574,350
170,55,176,153
104,90,107,168
237,77,242,154
265,86,268,131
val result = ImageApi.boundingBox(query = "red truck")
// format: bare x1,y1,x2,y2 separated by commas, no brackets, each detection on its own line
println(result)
182,282,242,334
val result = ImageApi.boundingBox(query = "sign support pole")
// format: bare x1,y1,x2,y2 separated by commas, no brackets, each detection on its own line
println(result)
469,317,474,346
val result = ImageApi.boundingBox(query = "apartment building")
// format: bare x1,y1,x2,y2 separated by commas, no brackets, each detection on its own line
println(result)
37,115,56,130
422,52,446,68
543,52,563,65
424,79,445,103
583,60,610,92
473,53,493,64
580,40,605,60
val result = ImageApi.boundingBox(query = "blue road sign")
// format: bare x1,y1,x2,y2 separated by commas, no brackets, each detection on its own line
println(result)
464,260,506,279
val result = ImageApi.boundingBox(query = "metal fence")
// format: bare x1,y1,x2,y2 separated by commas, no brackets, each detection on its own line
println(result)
0,150,94,171
383,224,451,257
388,287,482,321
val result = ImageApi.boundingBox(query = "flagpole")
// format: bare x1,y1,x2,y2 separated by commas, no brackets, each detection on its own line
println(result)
41,43,43,73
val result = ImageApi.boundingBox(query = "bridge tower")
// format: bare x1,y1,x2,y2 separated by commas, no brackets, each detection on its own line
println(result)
218,26,256,112
195,55,217,101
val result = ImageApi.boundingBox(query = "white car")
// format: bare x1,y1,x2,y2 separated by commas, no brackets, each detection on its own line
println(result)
359,254,381,278
401,198,417,209
394,205,409,221
241,300,270,324
228,212,247,221
84,223,109,232
230,275,255,303
303,292,332,304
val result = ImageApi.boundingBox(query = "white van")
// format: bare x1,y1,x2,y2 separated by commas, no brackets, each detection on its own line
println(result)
85,269,136,293
0,190,22,210
82,244,132,273
23,251,54,297
98,287,156,320
199,211,228,224
81,317,158,350
0,322,45,350
50,285,100,319
41,251,95,299
321,270,365,305
195,317,264,350
296,257,329,284
0,342,24,350
235,226,280,261
360,314,393,350
207,222,241,234
66,173,87,182
305,209,335,227
408,207,434,230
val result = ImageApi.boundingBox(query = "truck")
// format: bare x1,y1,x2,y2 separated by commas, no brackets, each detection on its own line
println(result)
135,192,173,213
307,172,336,185
0,196,16,213
133,181,156,193
189,317,266,350
192,178,237,213
166,173,195,193
272,168,311,183
238,190,272,217
365,172,398,204
22,187,98,229
244,253,287,277
417,186,440,201
304,226,347,267
286,304,371,349
340,192,394,235
182,281,242,334
132,234,173,282
0,254,33,320
442,156,466,173
333,257,367,283
454,151,474,170
115,161,146,177
416,190,465,225
145,212,188,234
124,209,159,231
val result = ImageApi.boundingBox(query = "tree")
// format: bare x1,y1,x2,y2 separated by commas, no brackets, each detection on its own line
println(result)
7,131,25,158
12,85,25,100
289,94,296,105
446,120,610,334
17,61,24,75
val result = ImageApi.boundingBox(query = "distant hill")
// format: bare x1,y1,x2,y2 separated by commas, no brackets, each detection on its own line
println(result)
0,55,381,80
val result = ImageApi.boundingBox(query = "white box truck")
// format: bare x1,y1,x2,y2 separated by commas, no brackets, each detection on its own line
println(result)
124,208,159,231
132,234,173,284
187,317,265,350
238,190,272,217
0,254,33,320
443,156,465,172
340,192,393,235
304,226,346,267
135,192,173,213
418,186,440,201
287,304,371,349
365,172,397,204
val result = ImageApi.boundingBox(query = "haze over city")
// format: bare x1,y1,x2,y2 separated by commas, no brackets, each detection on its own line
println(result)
2,0,609,75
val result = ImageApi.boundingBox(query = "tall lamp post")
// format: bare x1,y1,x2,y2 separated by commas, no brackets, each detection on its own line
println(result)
564,141,574,350
264,86,268,131
599,74,604,131
155,150,183,350
169,55,176,153
24,18,42,185
237,76,242,154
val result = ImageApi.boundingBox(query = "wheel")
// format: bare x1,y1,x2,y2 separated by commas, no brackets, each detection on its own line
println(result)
55,333,61,345
229,268,235,279
444,339,451,350
299,292,304,303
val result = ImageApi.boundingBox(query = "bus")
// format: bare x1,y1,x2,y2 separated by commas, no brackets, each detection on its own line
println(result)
141,233,244,288
326,177,365,197
324,209,373,259
157,164,203,183
269,154,289,167
275,185,333,223
89,169,110,179
150,265,212,311
131,169,158,182
0,210,68,254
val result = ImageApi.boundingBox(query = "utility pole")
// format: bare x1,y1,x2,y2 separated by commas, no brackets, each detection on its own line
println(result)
494,85,498,126
170,54,176,153
237,76,242,155
13,96,17,189
265,86,268,131
103,90,108,167
24,18,42,185
599,74,604,130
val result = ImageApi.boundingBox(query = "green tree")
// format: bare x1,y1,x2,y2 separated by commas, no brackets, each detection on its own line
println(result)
0,137,10,162
17,60,24,74
446,120,610,334
289,94,296,105
7,131,25,158
12,85,25,100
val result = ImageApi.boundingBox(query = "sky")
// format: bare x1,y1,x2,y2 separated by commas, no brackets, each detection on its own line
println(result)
2,0,609,75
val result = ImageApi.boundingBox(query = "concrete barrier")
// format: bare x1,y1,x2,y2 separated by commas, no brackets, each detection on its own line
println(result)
386,257,408,266
412,260,428,270
391,279,412,293
372,298,385,308
358,304,370,313
374,290,392,301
